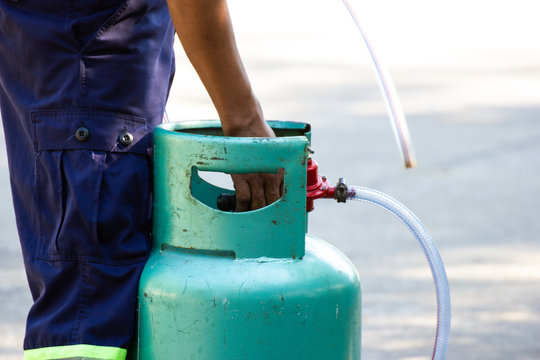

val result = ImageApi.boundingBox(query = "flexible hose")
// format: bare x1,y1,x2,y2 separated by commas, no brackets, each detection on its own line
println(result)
341,0,416,168
347,185,450,360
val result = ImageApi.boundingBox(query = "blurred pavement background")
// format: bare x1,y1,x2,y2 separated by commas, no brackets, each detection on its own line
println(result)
1,0,539,359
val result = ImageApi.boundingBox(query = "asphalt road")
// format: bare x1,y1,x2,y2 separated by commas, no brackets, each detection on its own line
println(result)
1,1,539,359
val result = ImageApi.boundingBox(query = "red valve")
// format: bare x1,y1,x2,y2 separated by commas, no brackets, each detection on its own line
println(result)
306,158,333,212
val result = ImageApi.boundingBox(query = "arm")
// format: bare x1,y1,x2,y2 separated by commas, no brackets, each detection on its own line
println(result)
167,0,282,211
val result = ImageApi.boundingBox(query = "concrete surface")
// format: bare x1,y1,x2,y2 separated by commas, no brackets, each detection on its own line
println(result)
1,0,539,359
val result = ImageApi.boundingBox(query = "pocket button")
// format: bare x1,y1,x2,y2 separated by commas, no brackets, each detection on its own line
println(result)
75,127,90,142
119,131,133,146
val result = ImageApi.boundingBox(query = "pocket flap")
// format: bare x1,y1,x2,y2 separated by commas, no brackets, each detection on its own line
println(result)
31,109,151,154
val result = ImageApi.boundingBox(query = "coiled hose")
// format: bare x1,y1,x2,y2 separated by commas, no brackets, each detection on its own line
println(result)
347,185,451,360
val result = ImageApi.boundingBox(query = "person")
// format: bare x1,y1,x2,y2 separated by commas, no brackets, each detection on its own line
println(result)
0,0,281,358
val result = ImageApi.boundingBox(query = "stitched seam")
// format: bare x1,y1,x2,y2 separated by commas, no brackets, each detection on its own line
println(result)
53,151,67,254
31,109,146,124
35,152,45,259
79,57,86,109
77,0,132,107
92,153,107,258
71,262,82,344
96,0,132,38
78,262,89,343
31,112,40,152
79,0,132,54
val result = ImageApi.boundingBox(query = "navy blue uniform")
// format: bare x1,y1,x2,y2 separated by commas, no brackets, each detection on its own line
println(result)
0,0,175,358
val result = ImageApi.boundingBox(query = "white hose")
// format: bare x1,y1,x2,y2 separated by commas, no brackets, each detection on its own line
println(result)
341,0,416,168
347,185,450,360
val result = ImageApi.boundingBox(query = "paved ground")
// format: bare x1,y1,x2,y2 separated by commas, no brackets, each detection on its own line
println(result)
1,0,539,359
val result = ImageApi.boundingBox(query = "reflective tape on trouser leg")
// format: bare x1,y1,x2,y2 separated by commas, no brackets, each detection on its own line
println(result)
23,344,127,360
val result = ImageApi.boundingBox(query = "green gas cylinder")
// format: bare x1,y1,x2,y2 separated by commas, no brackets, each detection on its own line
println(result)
135,120,361,359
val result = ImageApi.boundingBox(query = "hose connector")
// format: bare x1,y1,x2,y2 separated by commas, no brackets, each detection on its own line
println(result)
334,178,348,203
306,158,349,211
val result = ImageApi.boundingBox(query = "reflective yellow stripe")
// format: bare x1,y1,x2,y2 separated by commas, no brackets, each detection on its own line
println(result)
23,344,127,360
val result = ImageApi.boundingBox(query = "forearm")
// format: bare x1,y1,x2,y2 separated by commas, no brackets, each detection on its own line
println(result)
167,0,282,211
167,0,270,137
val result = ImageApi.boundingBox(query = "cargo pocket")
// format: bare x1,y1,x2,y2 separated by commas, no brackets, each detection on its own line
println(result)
32,109,152,263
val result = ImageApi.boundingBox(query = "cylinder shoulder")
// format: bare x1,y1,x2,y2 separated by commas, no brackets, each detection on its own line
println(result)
140,236,360,297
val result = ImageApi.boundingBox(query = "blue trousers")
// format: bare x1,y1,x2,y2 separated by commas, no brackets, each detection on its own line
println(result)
0,0,175,357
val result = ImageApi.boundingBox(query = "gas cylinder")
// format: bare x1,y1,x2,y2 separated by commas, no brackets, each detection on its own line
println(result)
135,120,361,359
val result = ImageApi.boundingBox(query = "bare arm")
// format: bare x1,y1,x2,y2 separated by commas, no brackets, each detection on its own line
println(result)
167,0,282,211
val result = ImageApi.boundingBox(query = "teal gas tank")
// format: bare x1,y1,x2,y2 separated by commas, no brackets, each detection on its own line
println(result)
136,120,361,359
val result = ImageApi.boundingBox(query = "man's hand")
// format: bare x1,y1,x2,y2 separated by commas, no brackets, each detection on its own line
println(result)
221,106,284,211
222,109,284,211
167,0,283,211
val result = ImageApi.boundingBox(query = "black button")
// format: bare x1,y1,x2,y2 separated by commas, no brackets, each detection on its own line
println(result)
119,131,133,146
75,127,89,142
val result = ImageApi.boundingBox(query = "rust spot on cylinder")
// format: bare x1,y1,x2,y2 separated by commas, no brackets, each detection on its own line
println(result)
271,220,277,225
